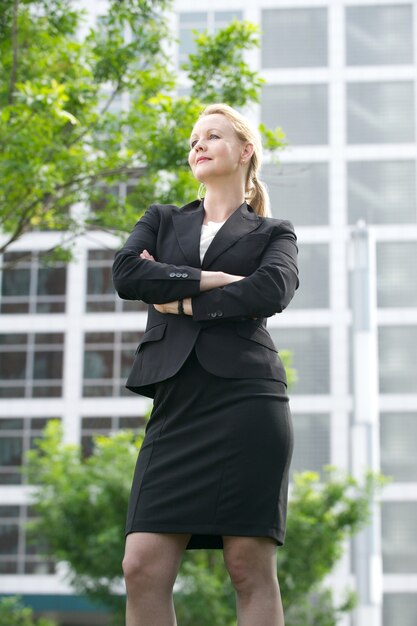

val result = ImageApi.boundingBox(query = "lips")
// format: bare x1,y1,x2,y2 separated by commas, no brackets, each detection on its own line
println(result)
196,157,211,164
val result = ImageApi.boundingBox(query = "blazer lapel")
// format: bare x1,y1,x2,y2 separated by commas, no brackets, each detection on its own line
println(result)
172,200,204,267
202,202,261,269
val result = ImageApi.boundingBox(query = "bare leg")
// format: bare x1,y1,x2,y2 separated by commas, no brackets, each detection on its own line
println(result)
223,536,284,626
122,532,190,626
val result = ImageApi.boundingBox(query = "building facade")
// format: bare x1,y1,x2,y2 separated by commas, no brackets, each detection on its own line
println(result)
1,1,417,624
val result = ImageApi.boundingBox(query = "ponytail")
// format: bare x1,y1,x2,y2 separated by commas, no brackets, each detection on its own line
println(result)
246,176,269,217
244,158,270,217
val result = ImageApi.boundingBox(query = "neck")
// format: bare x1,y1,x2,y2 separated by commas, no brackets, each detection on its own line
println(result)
202,181,245,223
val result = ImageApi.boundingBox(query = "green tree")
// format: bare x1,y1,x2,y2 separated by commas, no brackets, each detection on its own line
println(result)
26,421,385,626
0,596,55,626
0,0,284,258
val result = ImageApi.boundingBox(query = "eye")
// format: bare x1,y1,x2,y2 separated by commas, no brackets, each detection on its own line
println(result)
209,134,220,140
190,140,197,148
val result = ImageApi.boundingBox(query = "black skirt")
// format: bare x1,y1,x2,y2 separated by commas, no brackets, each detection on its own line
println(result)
126,349,294,549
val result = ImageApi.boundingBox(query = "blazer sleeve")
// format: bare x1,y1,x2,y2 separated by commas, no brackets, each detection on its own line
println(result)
112,205,202,303
191,220,299,321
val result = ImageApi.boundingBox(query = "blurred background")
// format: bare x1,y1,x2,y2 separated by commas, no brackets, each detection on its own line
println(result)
1,0,416,625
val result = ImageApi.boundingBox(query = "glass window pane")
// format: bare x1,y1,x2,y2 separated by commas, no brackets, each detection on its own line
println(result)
37,267,66,296
179,12,208,24
87,266,114,295
384,594,417,626
269,327,330,394
382,502,417,573
263,162,329,226
379,326,417,393
1,269,30,296
0,523,19,555
33,351,63,380
82,417,112,429
32,384,62,398
0,471,21,485
346,5,413,66
0,419,24,431
84,350,114,379
35,333,63,345
377,242,417,307
0,334,27,345
0,506,19,517
347,82,415,144
0,352,26,380
85,332,114,345
88,250,114,262
178,12,207,62
214,11,242,24
291,413,330,476
288,244,329,309
381,412,417,482
262,84,328,145
121,331,142,344
0,438,23,466
347,160,416,225
262,8,327,68
86,299,116,313
31,418,53,430
119,416,146,429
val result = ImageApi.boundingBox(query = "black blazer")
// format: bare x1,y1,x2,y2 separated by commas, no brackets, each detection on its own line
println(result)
112,199,299,398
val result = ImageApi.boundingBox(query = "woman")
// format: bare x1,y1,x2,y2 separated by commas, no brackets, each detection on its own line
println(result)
112,103,299,626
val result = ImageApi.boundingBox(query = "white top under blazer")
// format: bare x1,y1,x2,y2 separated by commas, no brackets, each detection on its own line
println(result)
199,221,225,263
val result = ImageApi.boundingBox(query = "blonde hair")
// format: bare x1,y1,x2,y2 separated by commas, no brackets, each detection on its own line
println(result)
197,103,270,217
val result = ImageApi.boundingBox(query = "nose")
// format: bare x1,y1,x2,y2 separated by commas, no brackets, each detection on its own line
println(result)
194,139,206,152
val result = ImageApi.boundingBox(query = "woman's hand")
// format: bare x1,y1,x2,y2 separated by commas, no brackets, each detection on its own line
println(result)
154,298,192,316
200,270,244,291
139,249,155,261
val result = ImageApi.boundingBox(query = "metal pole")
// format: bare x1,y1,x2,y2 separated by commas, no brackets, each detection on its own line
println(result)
350,221,383,626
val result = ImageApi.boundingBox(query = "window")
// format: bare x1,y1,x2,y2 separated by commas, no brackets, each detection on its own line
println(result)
379,326,417,394
347,160,416,225
288,243,329,310
346,4,413,66
269,327,330,394
0,505,55,574
262,84,328,145
86,250,146,313
347,81,415,144
382,502,417,573
262,8,327,68
81,415,146,456
263,162,329,226
291,413,330,476
1,251,67,314
178,11,242,66
377,242,417,307
0,333,64,398
83,331,142,397
0,417,59,485
384,594,417,626
380,412,417,482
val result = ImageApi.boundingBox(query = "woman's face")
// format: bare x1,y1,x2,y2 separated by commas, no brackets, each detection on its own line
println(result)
188,114,248,184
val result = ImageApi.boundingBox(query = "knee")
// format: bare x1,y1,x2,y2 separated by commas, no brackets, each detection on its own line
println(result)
224,552,256,596
223,539,278,597
122,552,163,592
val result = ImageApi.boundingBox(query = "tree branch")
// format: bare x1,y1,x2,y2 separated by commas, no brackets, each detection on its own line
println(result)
0,203,35,254
8,0,19,105
67,81,123,148
0,163,146,254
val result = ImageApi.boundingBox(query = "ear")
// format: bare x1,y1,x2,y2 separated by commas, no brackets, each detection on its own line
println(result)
241,142,255,163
